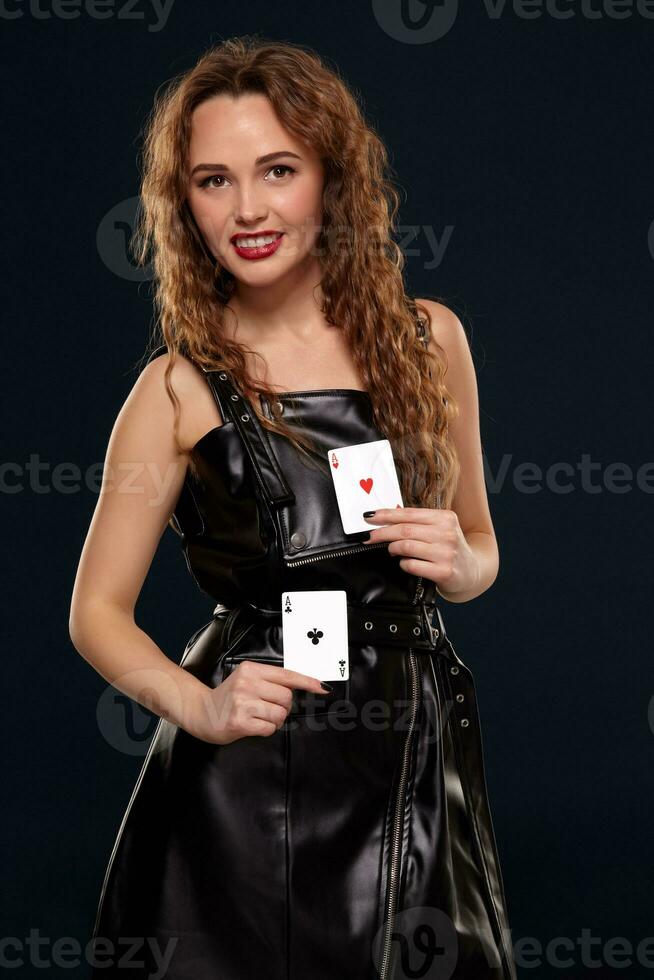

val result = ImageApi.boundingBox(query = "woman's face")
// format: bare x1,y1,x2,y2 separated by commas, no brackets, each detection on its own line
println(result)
186,92,325,290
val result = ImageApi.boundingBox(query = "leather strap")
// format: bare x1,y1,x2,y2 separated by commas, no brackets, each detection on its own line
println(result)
143,342,294,508
221,598,442,652
200,366,296,508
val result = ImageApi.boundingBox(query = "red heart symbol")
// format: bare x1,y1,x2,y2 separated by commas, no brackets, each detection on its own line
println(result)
360,477,373,494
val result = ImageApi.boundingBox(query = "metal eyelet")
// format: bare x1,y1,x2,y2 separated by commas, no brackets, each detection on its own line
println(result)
456,693,464,703
412,626,421,636
230,393,238,401
450,665,459,675
241,414,250,422
389,624,397,633
364,621,373,630
218,372,228,380
460,718,469,728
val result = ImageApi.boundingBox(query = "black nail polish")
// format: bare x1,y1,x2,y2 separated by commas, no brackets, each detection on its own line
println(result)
320,681,335,692
363,510,376,518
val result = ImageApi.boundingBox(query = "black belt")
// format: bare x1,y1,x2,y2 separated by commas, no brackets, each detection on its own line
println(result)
214,599,442,652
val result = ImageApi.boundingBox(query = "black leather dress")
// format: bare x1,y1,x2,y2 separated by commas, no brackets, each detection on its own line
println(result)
89,325,517,980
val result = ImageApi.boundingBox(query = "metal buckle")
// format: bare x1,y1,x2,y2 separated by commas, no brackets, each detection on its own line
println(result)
420,602,440,647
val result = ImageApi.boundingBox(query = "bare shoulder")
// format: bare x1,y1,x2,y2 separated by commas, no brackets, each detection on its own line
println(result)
136,350,225,452
414,302,495,544
70,351,212,621
140,347,207,384
414,297,480,420
414,298,470,370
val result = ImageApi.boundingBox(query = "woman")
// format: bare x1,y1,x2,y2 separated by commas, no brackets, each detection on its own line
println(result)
70,36,517,980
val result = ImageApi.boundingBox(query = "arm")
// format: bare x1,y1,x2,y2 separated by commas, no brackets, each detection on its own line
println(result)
421,299,499,603
68,353,214,736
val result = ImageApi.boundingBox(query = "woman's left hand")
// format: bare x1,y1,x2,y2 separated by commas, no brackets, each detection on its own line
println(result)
364,507,478,596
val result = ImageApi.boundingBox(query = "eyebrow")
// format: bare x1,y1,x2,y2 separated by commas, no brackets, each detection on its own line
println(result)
190,150,302,178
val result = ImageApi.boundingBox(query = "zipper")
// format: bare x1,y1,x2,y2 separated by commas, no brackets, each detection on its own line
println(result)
378,575,423,980
285,539,389,567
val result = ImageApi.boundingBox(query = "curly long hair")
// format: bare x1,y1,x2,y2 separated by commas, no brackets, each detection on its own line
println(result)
132,35,460,509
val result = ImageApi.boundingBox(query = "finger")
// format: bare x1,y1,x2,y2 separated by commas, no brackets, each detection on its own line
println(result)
228,686,290,727
255,663,329,693
247,717,279,737
249,697,290,728
363,506,438,525
398,556,440,576
365,523,438,544
387,539,437,561
252,675,297,710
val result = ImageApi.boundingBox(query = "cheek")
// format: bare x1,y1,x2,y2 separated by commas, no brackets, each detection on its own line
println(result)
278,182,322,226
188,194,229,248
279,185,324,249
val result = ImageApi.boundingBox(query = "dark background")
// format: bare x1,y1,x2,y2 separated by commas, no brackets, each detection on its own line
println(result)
3,1,653,977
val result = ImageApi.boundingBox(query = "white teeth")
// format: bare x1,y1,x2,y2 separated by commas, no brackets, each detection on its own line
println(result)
235,233,281,248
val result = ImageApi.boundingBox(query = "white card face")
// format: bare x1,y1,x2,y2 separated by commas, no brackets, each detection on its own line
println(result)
281,591,349,681
326,438,404,534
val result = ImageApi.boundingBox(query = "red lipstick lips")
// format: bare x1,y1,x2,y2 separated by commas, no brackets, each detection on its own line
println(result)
230,230,284,261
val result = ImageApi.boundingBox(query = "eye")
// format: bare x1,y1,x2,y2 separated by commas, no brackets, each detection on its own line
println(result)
198,164,296,190
265,164,296,180
198,174,227,189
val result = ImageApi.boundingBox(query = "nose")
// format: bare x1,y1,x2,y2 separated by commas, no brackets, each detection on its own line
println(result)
233,180,268,226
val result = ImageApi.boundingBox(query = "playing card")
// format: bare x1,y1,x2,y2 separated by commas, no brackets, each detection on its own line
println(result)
326,439,404,534
281,590,349,681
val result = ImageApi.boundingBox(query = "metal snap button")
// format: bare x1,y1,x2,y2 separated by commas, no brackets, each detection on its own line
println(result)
219,372,228,380
389,624,397,633
241,414,250,422
230,393,238,401
450,665,459,675
290,531,307,549
460,718,469,727
412,626,421,636
456,693,464,703
364,621,373,630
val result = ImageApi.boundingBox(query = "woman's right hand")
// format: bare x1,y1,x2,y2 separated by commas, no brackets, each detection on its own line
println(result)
185,662,333,744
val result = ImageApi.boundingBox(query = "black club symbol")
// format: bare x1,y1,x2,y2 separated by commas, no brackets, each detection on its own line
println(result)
307,628,324,645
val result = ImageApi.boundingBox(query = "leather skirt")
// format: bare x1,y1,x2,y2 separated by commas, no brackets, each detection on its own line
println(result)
89,598,517,980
